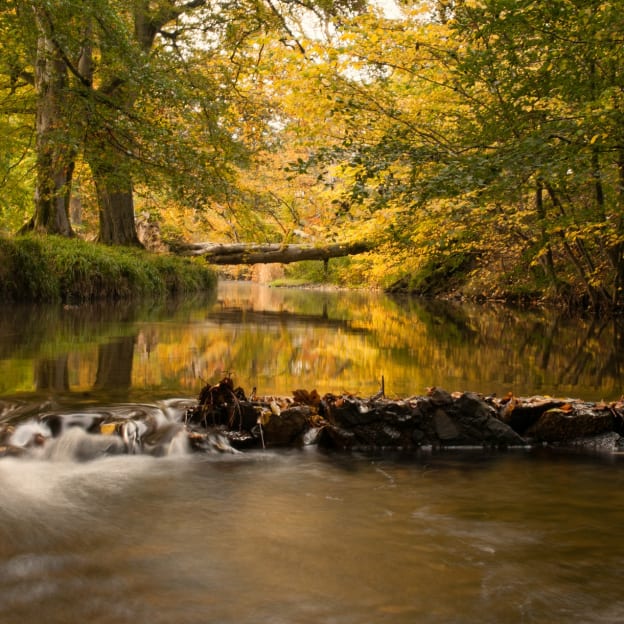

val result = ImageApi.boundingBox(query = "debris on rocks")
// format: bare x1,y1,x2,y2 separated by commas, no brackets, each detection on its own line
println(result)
183,377,624,453
2,377,624,459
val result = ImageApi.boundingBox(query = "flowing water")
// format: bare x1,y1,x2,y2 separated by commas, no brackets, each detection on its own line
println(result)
1,281,624,623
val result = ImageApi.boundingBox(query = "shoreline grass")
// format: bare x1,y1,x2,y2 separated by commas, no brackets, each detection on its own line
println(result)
0,235,217,303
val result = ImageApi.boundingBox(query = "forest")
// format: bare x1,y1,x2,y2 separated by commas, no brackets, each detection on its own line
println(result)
1,0,623,311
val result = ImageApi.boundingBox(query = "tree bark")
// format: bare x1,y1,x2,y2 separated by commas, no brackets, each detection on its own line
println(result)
26,8,75,237
92,163,142,246
171,241,374,264
81,14,142,247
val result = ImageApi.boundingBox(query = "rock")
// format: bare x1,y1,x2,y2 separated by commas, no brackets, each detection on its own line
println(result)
526,406,615,443
451,392,526,447
0,445,26,458
499,397,567,434
428,388,453,406
13,378,608,458
324,397,380,427
433,409,461,441
318,424,357,450
261,406,310,446
564,432,621,452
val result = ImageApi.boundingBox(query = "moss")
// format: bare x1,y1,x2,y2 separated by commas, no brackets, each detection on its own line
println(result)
0,235,216,303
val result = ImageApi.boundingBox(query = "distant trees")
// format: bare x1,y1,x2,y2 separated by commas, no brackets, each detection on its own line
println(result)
291,0,624,309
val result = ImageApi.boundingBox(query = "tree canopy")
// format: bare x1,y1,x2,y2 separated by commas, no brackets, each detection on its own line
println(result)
1,0,623,310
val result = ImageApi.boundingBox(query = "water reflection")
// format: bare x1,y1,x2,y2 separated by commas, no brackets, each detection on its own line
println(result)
0,281,622,405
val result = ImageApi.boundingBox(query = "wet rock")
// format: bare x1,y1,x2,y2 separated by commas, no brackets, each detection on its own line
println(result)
451,392,526,447
412,428,427,444
526,406,615,443
499,397,567,434
0,423,14,445
4,378,621,462
374,400,419,427
429,388,454,406
434,409,461,441
563,431,621,452
261,406,310,446
318,425,357,450
324,397,380,427
0,444,26,458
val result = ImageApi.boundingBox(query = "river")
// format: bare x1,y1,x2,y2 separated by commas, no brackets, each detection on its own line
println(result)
1,281,623,623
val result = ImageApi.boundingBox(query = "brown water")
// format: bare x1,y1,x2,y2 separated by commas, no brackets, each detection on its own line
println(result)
1,281,624,623
1,449,624,623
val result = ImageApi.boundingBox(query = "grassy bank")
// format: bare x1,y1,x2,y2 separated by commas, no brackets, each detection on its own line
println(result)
0,235,217,303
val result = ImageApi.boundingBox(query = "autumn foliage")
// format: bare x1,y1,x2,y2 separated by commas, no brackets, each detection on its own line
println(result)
0,1,623,309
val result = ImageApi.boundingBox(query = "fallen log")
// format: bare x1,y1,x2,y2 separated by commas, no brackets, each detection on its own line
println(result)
169,241,373,264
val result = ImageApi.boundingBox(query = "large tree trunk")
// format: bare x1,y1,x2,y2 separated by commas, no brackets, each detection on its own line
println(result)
35,356,70,393
85,5,167,246
26,9,74,236
81,19,141,247
172,241,373,264
92,163,142,246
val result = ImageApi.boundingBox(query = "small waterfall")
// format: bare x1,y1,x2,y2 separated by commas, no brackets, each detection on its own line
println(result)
41,427,126,462
8,420,51,448
2,401,239,462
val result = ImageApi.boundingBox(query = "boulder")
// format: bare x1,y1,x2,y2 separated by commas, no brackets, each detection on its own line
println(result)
525,406,615,443
261,406,310,446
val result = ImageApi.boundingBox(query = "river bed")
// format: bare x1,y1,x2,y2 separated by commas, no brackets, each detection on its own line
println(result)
1,281,623,622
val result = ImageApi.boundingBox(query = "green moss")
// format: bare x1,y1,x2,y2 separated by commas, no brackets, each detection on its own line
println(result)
0,235,216,303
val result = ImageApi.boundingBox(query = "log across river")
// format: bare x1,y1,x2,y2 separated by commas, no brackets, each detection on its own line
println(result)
2,376,623,458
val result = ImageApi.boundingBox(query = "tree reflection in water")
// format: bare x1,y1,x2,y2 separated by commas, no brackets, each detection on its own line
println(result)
0,282,621,404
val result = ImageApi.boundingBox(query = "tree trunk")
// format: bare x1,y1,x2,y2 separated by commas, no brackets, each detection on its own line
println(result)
535,181,557,288
26,9,74,236
92,165,142,246
84,4,169,246
81,18,141,246
35,356,70,393
171,241,374,264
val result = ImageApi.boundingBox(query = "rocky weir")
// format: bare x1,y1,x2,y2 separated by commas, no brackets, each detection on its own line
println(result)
184,377,624,453
2,376,624,459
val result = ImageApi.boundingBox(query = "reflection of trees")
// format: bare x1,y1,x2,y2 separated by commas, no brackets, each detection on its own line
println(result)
359,294,624,398
0,294,216,360
209,307,362,333
35,356,70,392
94,337,136,397
1,283,623,402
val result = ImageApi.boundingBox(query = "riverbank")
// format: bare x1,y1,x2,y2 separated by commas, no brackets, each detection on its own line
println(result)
0,235,216,303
